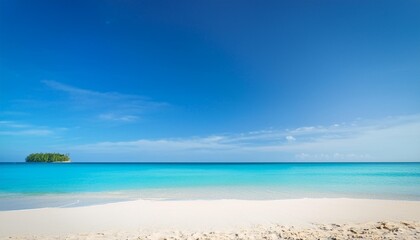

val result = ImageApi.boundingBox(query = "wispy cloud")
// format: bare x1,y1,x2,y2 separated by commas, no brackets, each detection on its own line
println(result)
295,153,373,161
0,129,53,136
285,135,296,142
69,114,420,162
42,80,167,122
98,113,139,122
0,120,56,136
0,121,31,128
73,135,234,153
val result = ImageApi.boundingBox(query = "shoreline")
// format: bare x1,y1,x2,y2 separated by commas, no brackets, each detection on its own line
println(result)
1,198,420,238
2,188,420,211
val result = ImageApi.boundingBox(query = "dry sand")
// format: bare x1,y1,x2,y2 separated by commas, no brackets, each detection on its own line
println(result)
1,198,419,239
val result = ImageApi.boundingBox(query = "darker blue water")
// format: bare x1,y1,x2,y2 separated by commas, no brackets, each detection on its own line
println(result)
0,163,419,209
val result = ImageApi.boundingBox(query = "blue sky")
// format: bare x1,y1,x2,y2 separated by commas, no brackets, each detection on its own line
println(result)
1,0,419,162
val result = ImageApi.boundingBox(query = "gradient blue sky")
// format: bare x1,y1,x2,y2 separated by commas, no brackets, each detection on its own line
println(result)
1,0,419,162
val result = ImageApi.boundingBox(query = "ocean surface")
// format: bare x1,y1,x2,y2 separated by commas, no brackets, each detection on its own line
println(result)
0,162,419,210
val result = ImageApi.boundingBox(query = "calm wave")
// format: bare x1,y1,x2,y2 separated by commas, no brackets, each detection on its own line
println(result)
1,163,419,210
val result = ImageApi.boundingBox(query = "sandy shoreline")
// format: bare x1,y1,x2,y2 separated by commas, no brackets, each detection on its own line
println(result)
1,198,420,239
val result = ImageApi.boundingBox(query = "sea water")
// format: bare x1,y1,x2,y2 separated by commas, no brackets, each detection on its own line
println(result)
0,163,419,210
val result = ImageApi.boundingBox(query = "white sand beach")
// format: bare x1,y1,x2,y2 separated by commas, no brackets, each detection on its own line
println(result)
1,198,420,239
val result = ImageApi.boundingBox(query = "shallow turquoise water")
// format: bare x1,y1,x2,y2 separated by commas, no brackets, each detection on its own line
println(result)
0,163,419,209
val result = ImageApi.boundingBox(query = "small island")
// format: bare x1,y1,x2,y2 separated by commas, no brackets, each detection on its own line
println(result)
25,153,71,163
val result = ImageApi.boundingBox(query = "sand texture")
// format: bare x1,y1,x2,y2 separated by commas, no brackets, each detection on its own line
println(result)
3,221,420,240
1,198,420,239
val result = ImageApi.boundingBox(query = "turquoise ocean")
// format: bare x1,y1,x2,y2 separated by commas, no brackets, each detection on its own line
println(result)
0,163,419,210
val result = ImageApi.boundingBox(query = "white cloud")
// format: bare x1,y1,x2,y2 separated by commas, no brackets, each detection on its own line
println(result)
295,153,372,161
98,113,139,122
0,120,63,136
72,135,235,153
285,135,296,142
0,129,53,136
42,80,167,122
0,121,31,128
67,114,420,162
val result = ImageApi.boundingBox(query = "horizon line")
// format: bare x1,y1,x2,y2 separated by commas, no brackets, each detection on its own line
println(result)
1,161,419,164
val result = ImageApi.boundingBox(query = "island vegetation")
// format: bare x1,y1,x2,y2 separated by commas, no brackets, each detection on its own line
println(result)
25,153,71,163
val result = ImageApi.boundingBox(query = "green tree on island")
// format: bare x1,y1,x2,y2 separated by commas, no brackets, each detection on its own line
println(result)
25,153,71,163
